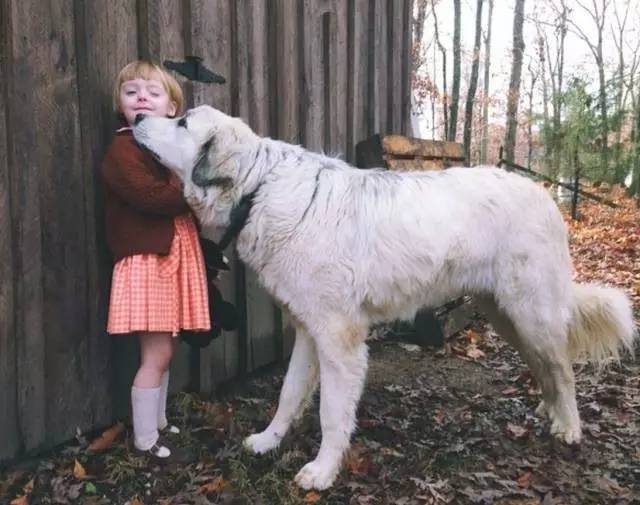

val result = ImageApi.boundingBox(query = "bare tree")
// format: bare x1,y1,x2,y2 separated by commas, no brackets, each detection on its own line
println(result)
463,0,484,163
431,0,448,137
448,0,461,141
536,32,552,172
611,0,630,180
568,0,611,176
526,63,539,169
504,0,526,163
480,0,494,164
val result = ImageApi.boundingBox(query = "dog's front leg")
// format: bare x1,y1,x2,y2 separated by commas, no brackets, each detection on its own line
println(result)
244,326,319,454
295,338,368,490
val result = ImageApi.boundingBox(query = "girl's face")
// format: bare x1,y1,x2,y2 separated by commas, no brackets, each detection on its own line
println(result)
118,77,177,126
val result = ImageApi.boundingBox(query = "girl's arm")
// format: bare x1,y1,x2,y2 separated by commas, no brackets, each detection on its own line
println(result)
102,140,190,216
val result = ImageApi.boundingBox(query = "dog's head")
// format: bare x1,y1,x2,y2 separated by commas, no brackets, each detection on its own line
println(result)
133,105,260,238
133,104,259,186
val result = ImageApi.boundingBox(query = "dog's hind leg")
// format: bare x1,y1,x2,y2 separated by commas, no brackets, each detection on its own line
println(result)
478,297,581,444
294,320,369,490
244,325,319,454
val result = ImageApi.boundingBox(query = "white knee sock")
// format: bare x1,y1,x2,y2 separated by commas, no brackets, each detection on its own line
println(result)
131,386,161,451
158,370,170,430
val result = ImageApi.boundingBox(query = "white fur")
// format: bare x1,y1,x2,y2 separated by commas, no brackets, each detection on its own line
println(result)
133,105,637,490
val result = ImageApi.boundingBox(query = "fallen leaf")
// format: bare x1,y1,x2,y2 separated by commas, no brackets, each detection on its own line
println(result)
197,475,228,494
466,344,486,359
87,422,124,452
507,423,528,438
129,497,144,505
303,491,322,503
517,471,533,488
73,459,87,480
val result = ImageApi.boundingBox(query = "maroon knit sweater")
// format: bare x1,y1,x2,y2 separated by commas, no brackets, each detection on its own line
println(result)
101,129,190,262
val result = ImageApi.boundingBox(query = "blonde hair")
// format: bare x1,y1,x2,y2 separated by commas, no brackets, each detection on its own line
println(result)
112,60,184,116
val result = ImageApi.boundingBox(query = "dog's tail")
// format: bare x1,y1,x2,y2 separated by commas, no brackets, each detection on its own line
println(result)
567,282,637,364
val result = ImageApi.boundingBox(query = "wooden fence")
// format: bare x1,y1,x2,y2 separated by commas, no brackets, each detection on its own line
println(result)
0,0,413,462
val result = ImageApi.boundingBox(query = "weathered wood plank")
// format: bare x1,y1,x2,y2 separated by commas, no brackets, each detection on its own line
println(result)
382,135,466,159
327,0,348,156
0,0,20,459
274,0,300,144
347,0,370,163
369,0,388,135
386,158,445,171
389,0,404,134
31,0,91,446
75,0,138,421
6,0,46,452
302,0,326,152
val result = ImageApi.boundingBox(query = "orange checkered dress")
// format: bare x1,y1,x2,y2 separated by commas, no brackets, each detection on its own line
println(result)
107,214,211,336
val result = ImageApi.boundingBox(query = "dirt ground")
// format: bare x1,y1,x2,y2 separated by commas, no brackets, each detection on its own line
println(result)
2,322,639,505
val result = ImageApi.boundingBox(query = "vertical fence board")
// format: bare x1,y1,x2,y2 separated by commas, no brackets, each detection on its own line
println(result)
6,0,46,452
189,0,240,391
302,0,325,152
274,0,300,144
0,0,19,459
389,0,404,134
35,0,92,447
327,0,349,156
77,0,139,420
347,0,370,162
370,0,389,136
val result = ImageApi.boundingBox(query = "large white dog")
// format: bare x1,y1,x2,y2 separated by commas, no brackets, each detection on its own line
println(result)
133,105,636,490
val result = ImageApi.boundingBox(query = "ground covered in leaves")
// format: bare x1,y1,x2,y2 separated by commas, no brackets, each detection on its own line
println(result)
1,190,638,505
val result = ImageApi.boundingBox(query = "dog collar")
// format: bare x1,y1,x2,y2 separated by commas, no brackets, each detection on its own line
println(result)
217,187,260,250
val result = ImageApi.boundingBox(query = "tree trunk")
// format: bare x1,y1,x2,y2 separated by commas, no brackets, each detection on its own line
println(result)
527,69,537,170
448,0,461,142
463,0,484,164
503,0,525,163
480,0,493,165
431,1,448,138
597,59,609,177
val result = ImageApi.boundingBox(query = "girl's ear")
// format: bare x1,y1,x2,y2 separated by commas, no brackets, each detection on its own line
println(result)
168,101,178,118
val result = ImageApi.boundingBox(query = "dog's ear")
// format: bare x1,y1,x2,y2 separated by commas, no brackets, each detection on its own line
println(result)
192,135,234,189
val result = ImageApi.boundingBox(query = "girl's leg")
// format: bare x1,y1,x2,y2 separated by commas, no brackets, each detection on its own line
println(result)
157,338,181,431
131,332,174,453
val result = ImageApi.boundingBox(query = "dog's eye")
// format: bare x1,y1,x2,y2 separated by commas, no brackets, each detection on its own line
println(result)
177,116,187,128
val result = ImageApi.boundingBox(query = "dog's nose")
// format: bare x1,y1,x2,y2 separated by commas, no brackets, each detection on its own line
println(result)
134,113,146,125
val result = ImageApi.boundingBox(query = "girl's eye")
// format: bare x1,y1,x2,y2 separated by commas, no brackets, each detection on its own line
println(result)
125,90,136,95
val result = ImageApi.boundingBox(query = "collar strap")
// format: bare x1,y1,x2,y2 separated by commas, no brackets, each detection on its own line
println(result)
218,188,259,250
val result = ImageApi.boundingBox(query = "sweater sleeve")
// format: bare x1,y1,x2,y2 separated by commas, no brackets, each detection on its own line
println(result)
102,137,190,217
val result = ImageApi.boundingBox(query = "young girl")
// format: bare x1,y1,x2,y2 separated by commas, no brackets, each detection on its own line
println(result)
102,60,210,460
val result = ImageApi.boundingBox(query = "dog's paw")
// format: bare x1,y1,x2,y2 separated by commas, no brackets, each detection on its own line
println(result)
243,431,281,454
550,420,582,445
294,460,339,490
